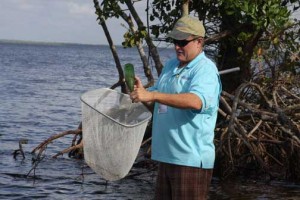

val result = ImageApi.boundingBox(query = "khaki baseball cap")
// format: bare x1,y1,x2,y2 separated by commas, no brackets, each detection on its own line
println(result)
167,15,205,40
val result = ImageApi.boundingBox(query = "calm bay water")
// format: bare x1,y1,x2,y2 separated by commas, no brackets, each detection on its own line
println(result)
0,41,299,200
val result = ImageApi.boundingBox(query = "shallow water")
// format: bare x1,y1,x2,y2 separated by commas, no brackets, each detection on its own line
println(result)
0,41,299,200
1,153,156,199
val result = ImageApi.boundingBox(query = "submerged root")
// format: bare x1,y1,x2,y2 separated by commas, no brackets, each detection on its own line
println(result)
52,140,83,159
13,139,28,159
31,123,83,159
27,123,84,178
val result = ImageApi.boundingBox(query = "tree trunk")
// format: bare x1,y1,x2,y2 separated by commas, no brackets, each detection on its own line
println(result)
182,0,189,16
125,0,163,76
119,6,154,87
94,0,127,93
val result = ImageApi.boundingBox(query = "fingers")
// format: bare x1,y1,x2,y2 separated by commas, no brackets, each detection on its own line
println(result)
130,91,140,103
130,76,149,103
134,76,143,88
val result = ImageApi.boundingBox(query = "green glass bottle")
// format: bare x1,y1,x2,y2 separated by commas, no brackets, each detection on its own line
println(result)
124,63,135,92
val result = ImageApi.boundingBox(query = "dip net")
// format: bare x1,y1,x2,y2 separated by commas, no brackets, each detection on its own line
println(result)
80,88,152,181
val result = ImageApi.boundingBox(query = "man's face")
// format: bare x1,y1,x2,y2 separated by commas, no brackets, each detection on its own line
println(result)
173,36,203,66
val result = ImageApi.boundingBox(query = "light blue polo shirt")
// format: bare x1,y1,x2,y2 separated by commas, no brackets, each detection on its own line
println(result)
149,52,221,169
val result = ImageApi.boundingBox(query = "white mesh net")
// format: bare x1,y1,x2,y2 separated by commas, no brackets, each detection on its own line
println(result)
80,88,152,181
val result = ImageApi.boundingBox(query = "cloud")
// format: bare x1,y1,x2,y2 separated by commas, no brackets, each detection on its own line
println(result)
0,0,105,44
67,2,95,15
0,0,153,45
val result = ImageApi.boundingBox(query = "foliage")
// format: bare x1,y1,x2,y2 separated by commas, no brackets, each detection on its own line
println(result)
97,0,148,48
122,27,148,48
94,0,299,87
149,0,299,90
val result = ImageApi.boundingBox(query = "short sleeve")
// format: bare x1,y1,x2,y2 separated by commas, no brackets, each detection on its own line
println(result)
189,60,221,114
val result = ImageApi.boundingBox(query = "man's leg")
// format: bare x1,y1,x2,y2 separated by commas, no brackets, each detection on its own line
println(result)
155,163,172,200
169,164,213,200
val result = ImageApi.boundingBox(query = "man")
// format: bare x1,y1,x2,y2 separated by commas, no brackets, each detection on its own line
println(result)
130,15,222,200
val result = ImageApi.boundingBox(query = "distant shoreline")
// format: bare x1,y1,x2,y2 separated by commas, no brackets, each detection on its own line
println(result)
0,39,172,49
0,39,104,47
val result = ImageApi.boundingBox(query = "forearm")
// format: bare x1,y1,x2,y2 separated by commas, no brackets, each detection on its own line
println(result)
151,92,202,110
130,77,202,110
142,101,154,113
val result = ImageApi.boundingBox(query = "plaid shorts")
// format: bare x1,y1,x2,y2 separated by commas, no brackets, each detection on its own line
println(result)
154,162,213,200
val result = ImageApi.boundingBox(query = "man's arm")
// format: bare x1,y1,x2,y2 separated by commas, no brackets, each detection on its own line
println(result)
130,77,202,110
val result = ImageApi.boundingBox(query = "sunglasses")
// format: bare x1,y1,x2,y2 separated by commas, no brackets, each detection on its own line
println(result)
172,37,201,47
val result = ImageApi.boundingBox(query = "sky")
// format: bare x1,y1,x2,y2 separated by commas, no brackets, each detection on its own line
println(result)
0,0,148,45
0,1,299,45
